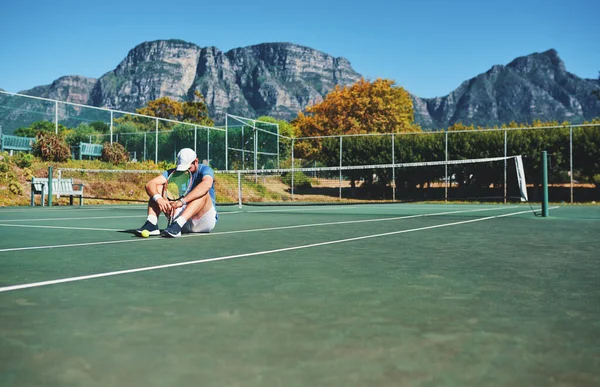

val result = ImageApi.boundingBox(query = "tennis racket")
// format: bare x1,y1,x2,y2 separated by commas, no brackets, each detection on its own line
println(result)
163,170,192,225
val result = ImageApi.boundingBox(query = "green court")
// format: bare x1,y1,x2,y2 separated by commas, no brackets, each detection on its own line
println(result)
0,203,599,386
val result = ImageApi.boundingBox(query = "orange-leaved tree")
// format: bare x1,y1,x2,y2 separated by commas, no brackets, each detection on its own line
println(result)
293,78,419,137
135,91,213,127
292,78,420,161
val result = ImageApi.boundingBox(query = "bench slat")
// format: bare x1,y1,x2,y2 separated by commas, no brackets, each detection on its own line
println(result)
31,177,84,206
79,142,103,158
1,134,35,152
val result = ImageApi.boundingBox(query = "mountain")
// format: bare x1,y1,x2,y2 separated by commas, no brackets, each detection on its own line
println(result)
413,49,600,129
89,40,361,122
1,42,599,134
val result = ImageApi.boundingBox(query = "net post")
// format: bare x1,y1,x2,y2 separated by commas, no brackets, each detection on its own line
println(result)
237,171,242,209
47,166,53,207
542,150,549,217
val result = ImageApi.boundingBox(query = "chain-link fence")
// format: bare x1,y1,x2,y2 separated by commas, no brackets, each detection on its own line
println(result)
1,91,598,202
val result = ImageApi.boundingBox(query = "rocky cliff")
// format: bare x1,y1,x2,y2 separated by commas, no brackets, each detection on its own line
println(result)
413,49,600,128
87,39,362,122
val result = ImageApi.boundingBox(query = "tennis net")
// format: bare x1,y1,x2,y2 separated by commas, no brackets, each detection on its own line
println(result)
216,155,530,206
56,156,529,205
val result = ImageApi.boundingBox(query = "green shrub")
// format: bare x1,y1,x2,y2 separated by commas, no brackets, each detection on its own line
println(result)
158,160,175,171
15,153,34,168
9,180,23,195
101,142,129,164
281,171,312,189
32,132,71,162
0,160,9,173
22,167,34,180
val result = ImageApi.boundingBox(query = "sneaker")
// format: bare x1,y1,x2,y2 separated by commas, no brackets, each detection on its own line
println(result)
135,221,160,236
161,222,182,238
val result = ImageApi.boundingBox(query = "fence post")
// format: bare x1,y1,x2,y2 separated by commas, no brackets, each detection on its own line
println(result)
392,133,396,202
504,129,507,204
55,101,59,134
155,118,159,164
253,121,257,183
110,111,114,144
47,166,53,207
339,136,343,201
225,114,229,171
445,130,448,202
291,138,295,200
207,127,210,167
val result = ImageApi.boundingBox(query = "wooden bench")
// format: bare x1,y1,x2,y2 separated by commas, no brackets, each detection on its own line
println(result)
75,142,103,159
1,134,35,154
30,177,84,206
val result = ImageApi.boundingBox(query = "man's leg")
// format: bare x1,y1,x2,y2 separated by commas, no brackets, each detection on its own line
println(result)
162,195,215,237
135,198,162,236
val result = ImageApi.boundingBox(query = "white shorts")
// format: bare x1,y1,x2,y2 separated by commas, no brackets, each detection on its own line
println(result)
182,205,217,233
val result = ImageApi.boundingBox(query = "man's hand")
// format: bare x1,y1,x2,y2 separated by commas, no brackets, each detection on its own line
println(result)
155,196,173,214
167,199,184,219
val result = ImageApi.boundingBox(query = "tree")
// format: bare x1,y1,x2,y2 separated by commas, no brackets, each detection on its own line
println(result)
182,91,214,126
89,121,110,133
255,116,295,163
14,121,67,137
293,78,419,137
292,78,420,162
65,123,98,146
136,97,184,121
136,92,214,126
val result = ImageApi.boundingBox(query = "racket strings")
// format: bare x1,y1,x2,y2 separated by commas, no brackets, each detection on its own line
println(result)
165,172,191,201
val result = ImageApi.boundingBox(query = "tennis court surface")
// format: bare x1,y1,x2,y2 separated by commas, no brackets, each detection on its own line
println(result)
1,203,599,386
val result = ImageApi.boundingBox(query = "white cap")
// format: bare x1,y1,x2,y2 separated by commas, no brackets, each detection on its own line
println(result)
175,148,197,171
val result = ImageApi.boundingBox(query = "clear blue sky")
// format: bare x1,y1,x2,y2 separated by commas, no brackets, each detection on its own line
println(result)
1,0,598,98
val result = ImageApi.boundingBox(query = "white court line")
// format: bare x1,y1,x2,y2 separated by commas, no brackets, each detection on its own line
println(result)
0,206,519,252
208,206,520,236
235,203,464,213
0,207,142,213
0,207,557,293
240,205,364,213
0,224,118,232
0,215,145,222
0,210,235,223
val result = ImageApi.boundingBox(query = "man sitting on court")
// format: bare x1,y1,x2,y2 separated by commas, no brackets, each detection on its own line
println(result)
136,148,218,238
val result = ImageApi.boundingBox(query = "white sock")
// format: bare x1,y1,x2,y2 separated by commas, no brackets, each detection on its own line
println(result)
147,214,158,225
176,216,187,227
